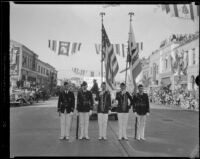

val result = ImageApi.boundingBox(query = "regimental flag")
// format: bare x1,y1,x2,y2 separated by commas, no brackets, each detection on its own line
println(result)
95,44,101,54
128,21,142,92
102,24,119,91
115,44,120,55
71,42,81,54
162,3,199,20
58,41,70,56
48,40,57,52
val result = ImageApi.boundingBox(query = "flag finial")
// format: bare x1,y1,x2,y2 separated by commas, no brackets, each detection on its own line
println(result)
129,12,134,22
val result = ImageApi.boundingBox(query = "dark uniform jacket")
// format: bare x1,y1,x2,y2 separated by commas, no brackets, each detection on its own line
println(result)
57,90,75,113
96,90,111,113
90,83,99,95
132,93,150,115
116,91,133,113
77,90,93,112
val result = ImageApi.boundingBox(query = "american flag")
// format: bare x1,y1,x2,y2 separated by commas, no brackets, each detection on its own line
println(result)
128,22,142,92
102,24,119,90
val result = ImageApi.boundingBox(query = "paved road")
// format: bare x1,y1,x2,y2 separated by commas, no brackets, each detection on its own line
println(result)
10,97,199,157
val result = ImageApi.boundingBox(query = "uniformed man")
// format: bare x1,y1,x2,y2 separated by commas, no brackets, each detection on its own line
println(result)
95,82,111,140
132,84,150,141
57,81,75,140
77,81,93,140
115,82,132,140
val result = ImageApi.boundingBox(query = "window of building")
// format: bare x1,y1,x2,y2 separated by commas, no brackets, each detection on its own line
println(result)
192,48,195,65
38,66,40,72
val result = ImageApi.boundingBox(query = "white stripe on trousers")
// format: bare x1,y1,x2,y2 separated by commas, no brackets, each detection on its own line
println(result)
79,112,89,137
136,115,146,139
60,109,72,137
98,113,108,138
117,113,129,138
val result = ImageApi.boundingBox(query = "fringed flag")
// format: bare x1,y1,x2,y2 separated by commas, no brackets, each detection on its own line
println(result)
95,44,101,54
58,41,70,56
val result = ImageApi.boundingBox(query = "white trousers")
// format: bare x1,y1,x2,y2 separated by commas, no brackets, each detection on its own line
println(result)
79,112,90,137
117,113,129,138
98,113,108,138
136,115,146,139
60,110,72,138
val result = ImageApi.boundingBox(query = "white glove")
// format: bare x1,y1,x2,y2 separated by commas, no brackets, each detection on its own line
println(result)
89,110,92,115
108,110,111,114
134,112,138,117
146,113,150,116
70,112,73,115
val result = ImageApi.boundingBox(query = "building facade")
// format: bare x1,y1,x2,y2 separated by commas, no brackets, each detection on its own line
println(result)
10,40,57,90
141,32,199,91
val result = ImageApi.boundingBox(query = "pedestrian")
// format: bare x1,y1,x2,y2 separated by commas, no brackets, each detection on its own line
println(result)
132,84,150,141
95,82,111,140
115,82,132,140
57,82,75,140
90,79,99,96
77,81,93,140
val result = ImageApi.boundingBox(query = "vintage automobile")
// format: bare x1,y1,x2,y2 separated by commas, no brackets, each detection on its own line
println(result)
10,89,33,106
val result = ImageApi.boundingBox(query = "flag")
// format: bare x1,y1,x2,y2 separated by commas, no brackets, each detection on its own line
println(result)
48,40,57,52
95,44,101,54
102,24,119,91
128,21,142,89
115,44,120,55
71,42,81,54
58,41,70,56
162,3,199,20
121,44,125,57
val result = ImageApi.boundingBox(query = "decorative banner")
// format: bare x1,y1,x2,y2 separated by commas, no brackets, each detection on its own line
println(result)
95,44,101,54
48,39,81,56
95,42,143,58
58,41,70,55
160,3,199,21
72,67,103,77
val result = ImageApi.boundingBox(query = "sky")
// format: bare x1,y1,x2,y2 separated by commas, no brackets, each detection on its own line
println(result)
10,3,199,81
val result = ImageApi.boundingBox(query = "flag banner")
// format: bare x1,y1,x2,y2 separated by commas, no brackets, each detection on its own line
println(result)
71,42,81,54
58,41,70,56
162,3,199,20
10,46,20,75
78,43,81,51
102,24,119,91
115,44,120,55
128,22,142,87
95,44,101,54
71,42,77,54
48,40,58,52
91,71,94,77
121,44,125,57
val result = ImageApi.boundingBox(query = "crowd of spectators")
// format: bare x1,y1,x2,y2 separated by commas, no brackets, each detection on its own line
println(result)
160,32,199,48
149,86,199,111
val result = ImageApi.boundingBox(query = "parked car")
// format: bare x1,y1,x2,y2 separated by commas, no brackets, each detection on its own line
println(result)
10,89,33,106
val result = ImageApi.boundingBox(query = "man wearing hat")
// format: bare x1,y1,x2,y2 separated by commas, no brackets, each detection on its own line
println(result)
57,81,75,140
95,82,111,140
77,81,93,140
132,84,150,140
115,82,133,140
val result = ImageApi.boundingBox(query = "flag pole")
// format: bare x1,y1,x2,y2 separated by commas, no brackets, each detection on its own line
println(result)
100,12,105,83
125,12,134,88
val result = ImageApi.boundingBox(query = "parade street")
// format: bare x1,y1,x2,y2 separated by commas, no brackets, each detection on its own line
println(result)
10,97,199,157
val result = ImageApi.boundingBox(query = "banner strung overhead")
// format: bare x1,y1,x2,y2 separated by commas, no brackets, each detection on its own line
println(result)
72,67,105,77
94,42,143,58
48,40,81,56
160,3,199,21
